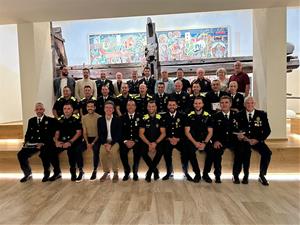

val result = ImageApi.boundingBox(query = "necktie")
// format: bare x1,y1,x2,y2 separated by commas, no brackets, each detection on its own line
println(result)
38,118,41,124
130,115,133,120
225,114,229,120
248,113,252,122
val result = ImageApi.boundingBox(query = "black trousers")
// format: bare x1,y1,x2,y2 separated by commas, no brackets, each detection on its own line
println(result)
51,141,85,175
186,141,214,176
17,145,53,176
235,141,272,176
120,142,141,175
163,140,188,174
212,144,236,177
86,137,100,171
140,142,164,174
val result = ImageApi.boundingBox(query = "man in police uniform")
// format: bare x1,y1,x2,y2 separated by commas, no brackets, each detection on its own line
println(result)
188,82,205,112
96,85,115,116
120,100,141,181
228,81,244,112
52,86,79,118
191,68,212,93
95,71,114,98
154,82,169,114
134,83,153,116
235,96,272,186
79,85,97,116
53,102,84,182
170,80,190,114
115,83,134,116
127,70,140,95
211,96,238,183
17,102,57,182
139,100,166,182
138,66,156,95
162,99,190,181
185,97,214,183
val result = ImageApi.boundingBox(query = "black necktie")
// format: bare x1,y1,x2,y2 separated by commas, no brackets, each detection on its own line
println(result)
38,118,41,125
248,113,252,122
225,114,229,120
130,115,133,120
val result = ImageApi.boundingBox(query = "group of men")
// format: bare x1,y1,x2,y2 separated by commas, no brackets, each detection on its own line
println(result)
18,62,272,186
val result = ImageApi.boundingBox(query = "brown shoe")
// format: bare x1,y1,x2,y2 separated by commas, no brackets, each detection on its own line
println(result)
99,172,110,182
112,173,119,183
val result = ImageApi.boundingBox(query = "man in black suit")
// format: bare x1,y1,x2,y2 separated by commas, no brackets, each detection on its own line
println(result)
98,101,122,182
95,71,114,98
154,82,169,114
170,80,190,114
228,81,244,112
53,65,76,100
138,66,156,95
17,103,57,182
211,96,238,183
205,79,229,114
162,99,189,180
235,96,272,186
96,86,115,116
174,68,191,93
127,70,140,95
120,100,141,181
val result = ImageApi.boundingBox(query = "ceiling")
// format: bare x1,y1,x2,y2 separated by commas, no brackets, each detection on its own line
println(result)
0,0,299,25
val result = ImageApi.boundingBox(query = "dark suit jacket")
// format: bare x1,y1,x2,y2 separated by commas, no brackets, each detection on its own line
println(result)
138,77,156,94
53,77,76,99
25,115,57,145
204,91,229,113
230,93,244,112
95,79,114,98
236,109,271,142
97,116,122,145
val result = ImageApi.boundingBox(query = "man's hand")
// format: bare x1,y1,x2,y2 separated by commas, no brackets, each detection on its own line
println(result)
237,133,246,141
55,141,64,148
36,143,44,150
125,140,135,149
148,142,157,153
87,143,93,151
213,141,223,149
104,143,112,152
249,139,259,146
169,137,179,146
62,142,71,149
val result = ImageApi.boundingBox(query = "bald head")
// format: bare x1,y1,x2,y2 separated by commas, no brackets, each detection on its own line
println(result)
196,68,205,79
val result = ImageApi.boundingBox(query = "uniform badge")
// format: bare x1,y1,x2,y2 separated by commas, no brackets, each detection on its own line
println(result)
45,120,48,125
236,98,239,102
136,118,140,122
177,118,180,123
254,117,262,127
156,124,159,128
182,96,186,99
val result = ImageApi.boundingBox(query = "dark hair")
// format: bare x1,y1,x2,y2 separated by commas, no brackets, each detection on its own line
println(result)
127,99,136,106
60,65,67,70
177,68,183,72
157,82,165,86
143,66,150,71
86,100,96,106
220,95,232,103
84,85,91,89
83,68,90,73
194,96,205,103
104,100,115,107
167,98,177,104
147,100,156,105
63,102,74,109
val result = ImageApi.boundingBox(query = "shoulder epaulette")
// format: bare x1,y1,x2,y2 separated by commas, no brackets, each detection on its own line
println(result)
91,97,97,100
188,111,195,117
57,96,63,101
117,94,122,98
129,94,134,97
189,94,193,97
72,113,80,119
147,94,153,98
155,114,161,119
81,97,86,101
134,94,140,99
203,111,211,117
200,93,206,97
57,115,64,121
143,114,150,120
71,96,76,101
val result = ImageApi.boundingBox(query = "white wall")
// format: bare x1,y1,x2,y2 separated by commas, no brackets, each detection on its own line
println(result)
0,25,22,123
287,69,300,113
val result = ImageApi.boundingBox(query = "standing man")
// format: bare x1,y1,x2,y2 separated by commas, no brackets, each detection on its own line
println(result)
235,96,272,186
79,85,97,116
53,65,76,100
174,68,191,93
53,103,84,182
75,68,97,101
95,71,114,98
191,68,212,93
170,80,190,114
98,101,122,182
96,86,115,116
82,100,101,180
52,86,79,119
139,101,166,182
17,103,57,182
134,83,153,116
113,72,125,97
229,61,250,97
228,81,244,112
162,99,190,181
139,66,156,95
120,100,141,181
115,83,134,116
127,70,140,95
154,70,174,94
211,96,238,183
154,82,169,114
185,97,214,183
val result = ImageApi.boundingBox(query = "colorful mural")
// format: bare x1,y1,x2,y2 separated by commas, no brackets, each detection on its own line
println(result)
89,27,229,64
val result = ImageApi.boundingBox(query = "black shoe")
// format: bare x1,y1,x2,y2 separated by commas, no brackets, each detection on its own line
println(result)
122,174,130,181
20,174,32,183
215,176,222,183
42,175,49,182
232,175,240,184
185,173,194,182
145,171,152,183
48,173,62,182
133,173,139,181
193,174,201,183
71,173,77,182
76,171,84,183
90,171,97,181
259,175,269,186
242,175,249,184
202,174,212,183
162,173,171,181
154,169,160,181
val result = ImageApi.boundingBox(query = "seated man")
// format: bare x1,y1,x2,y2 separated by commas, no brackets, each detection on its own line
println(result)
139,100,166,182
17,102,57,182
98,101,122,182
234,96,272,186
53,103,84,182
